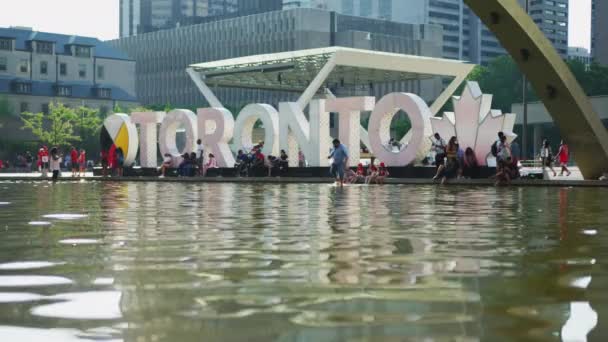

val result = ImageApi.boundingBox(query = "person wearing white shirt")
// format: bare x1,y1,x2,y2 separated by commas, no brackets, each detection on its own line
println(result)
159,153,172,178
196,139,204,176
49,147,62,182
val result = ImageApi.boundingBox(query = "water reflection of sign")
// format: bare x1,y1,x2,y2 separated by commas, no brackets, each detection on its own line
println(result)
103,82,516,168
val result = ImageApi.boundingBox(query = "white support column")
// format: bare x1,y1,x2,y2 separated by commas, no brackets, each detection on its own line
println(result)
429,72,469,115
296,55,337,109
186,67,224,109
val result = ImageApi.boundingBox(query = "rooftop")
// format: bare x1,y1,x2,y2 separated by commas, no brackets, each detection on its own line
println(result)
189,47,473,93
0,27,132,60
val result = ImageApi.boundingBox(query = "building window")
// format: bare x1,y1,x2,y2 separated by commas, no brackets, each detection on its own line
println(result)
55,85,72,97
78,64,86,78
74,46,91,58
40,61,48,75
20,102,28,113
13,82,32,94
36,41,53,54
19,59,29,73
97,65,105,80
41,103,49,115
0,57,6,72
59,63,67,76
0,38,11,51
95,88,112,99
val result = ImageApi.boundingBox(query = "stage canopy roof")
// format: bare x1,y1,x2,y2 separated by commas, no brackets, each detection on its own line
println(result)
189,47,473,93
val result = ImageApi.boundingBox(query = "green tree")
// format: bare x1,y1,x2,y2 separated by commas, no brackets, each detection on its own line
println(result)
466,56,537,113
21,103,80,147
75,106,103,154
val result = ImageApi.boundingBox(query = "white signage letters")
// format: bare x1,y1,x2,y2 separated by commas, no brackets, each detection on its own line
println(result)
197,107,235,167
279,100,331,167
233,104,279,157
131,111,165,168
104,83,516,169
158,109,198,166
326,96,375,167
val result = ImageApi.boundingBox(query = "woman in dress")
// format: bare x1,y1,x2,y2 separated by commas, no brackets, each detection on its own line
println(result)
556,140,571,177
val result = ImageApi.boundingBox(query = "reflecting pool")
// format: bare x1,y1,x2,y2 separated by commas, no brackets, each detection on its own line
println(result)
0,181,606,341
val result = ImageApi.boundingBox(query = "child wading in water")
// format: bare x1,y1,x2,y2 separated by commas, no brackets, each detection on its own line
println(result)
50,147,62,182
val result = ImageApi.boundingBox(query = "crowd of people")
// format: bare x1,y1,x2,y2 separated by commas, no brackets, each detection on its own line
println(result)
0,146,90,179
429,131,571,185
1,132,572,185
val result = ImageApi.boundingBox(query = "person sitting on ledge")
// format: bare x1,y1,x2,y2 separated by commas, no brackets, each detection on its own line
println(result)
159,153,172,178
346,163,365,184
495,157,517,186
234,150,249,177
376,162,390,184
460,147,480,179
190,152,198,177
203,153,218,177
266,155,279,176
354,163,366,183
251,148,265,176
278,150,289,176
365,157,378,184
178,153,190,177
433,136,459,185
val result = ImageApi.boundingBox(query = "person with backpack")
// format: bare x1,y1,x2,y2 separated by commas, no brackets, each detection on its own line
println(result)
491,131,505,163
540,139,557,178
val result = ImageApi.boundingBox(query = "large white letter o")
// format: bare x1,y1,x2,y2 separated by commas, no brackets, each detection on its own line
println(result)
158,109,198,163
368,93,432,166
233,104,279,156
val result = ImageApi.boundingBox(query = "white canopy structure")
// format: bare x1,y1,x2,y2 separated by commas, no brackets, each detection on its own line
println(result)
187,47,474,115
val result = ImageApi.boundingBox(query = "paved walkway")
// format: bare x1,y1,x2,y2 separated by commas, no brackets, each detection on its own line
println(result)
0,172,606,187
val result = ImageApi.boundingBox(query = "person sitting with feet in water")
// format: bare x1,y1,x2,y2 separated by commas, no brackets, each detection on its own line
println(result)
159,153,172,178
376,162,389,184
433,136,459,184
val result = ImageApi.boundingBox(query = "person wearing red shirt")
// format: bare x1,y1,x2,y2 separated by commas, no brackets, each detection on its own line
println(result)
557,140,571,177
365,157,379,184
70,147,79,177
78,149,86,177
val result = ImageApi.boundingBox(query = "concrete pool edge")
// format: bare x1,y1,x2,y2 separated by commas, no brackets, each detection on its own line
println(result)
1,175,607,187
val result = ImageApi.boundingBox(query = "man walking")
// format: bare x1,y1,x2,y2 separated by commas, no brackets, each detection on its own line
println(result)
328,139,349,187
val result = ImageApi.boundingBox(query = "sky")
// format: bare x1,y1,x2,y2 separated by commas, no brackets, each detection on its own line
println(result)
0,0,594,49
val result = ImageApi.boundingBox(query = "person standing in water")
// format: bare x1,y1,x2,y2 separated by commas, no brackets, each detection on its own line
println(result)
556,140,571,177
50,147,62,182
328,139,349,187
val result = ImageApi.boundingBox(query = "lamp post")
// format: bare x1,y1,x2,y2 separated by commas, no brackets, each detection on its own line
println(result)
522,0,529,159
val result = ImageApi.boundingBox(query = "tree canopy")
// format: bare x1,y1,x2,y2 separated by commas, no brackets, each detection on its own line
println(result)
466,56,608,113
21,103,102,148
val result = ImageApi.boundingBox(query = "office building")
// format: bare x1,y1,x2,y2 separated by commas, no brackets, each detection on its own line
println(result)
119,0,238,37
110,8,443,109
283,0,569,64
527,0,569,56
0,27,136,117
592,0,608,65
237,0,282,15
568,47,592,69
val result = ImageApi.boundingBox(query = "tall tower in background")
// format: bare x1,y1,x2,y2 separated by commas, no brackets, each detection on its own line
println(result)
120,0,237,37
237,0,282,15
592,0,608,65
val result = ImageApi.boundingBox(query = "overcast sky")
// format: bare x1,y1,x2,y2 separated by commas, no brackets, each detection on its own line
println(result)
0,0,593,49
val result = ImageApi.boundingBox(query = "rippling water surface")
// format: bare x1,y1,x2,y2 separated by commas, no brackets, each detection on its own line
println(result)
0,181,607,341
